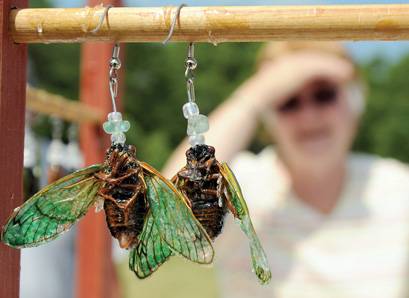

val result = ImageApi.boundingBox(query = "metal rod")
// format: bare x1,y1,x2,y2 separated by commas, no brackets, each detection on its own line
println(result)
10,5,409,43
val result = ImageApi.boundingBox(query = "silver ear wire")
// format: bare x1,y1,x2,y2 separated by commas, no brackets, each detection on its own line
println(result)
109,43,121,112
103,42,130,145
181,42,209,146
162,4,187,45
91,4,112,34
185,42,197,102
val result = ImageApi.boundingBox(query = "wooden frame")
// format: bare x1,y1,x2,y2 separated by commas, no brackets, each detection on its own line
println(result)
0,1,27,297
9,5,409,43
1,3,409,298
27,86,104,124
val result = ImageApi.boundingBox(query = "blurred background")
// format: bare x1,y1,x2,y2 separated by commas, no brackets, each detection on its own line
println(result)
23,0,409,298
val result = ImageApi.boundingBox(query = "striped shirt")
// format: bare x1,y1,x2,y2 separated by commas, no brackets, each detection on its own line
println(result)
215,147,409,298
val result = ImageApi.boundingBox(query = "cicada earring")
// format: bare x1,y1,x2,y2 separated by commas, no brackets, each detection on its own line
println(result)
2,41,213,279
171,43,272,285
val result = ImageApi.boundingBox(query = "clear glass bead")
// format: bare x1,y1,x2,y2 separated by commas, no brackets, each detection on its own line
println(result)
187,114,209,136
182,102,199,119
111,132,126,145
108,112,122,121
189,134,205,146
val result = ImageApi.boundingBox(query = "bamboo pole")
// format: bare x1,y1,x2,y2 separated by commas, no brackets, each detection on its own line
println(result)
9,5,409,43
26,86,104,124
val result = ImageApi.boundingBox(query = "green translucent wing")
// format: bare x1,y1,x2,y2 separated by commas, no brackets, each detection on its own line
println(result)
140,162,214,264
2,164,103,248
129,212,172,278
219,162,272,285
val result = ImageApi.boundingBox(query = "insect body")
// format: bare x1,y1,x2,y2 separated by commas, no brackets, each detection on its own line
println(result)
172,144,272,285
95,144,149,249
2,144,214,278
173,145,227,239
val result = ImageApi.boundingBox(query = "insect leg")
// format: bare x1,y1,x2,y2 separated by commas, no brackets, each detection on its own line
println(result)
206,173,219,180
172,174,192,208
61,176,96,189
170,173,179,184
216,174,224,196
202,189,218,196
204,157,217,173
97,191,118,205
138,170,147,191
223,186,239,218
95,169,139,185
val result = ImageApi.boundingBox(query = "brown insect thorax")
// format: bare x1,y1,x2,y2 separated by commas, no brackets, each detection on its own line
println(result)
97,144,148,249
177,144,227,240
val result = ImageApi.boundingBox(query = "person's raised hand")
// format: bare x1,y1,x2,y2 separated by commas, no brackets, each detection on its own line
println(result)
233,50,355,114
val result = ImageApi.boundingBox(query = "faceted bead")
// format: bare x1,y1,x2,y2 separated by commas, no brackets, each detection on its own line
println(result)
103,119,130,134
111,132,126,145
108,112,122,121
187,114,209,136
119,120,130,132
182,102,199,119
189,134,205,146
103,121,116,134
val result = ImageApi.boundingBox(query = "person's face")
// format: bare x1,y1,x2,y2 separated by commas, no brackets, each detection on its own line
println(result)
267,79,358,170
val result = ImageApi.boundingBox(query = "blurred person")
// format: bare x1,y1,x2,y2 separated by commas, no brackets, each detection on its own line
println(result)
163,42,409,298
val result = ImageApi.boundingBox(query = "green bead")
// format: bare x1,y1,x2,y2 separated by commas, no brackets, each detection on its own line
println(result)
120,120,130,132
103,119,130,134
103,112,130,144
187,114,209,136
103,121,116,134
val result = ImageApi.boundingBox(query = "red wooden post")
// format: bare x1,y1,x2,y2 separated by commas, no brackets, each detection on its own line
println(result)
77,1,123,298
0,1,28,297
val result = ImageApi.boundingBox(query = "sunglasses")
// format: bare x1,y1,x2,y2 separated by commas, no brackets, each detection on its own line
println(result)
276,84,339,114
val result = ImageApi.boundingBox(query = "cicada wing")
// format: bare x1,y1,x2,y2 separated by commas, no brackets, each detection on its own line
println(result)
129,212,172,278
219,162,272,285
2,164,103,248
140,162,214,264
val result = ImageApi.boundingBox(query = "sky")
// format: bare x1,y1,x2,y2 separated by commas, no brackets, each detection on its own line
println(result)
52,0,409,62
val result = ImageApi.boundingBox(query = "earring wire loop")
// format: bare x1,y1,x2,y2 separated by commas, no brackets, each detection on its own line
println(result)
185,42,197,102
91,4,112,34
162,4,187,44
109,43,121,112
162,5,197,103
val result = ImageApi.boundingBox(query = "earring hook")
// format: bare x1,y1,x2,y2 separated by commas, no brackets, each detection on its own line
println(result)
185,42,197,102
91,4,112,34
103,42,131,145
109,43,121,112
162,4,187,45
